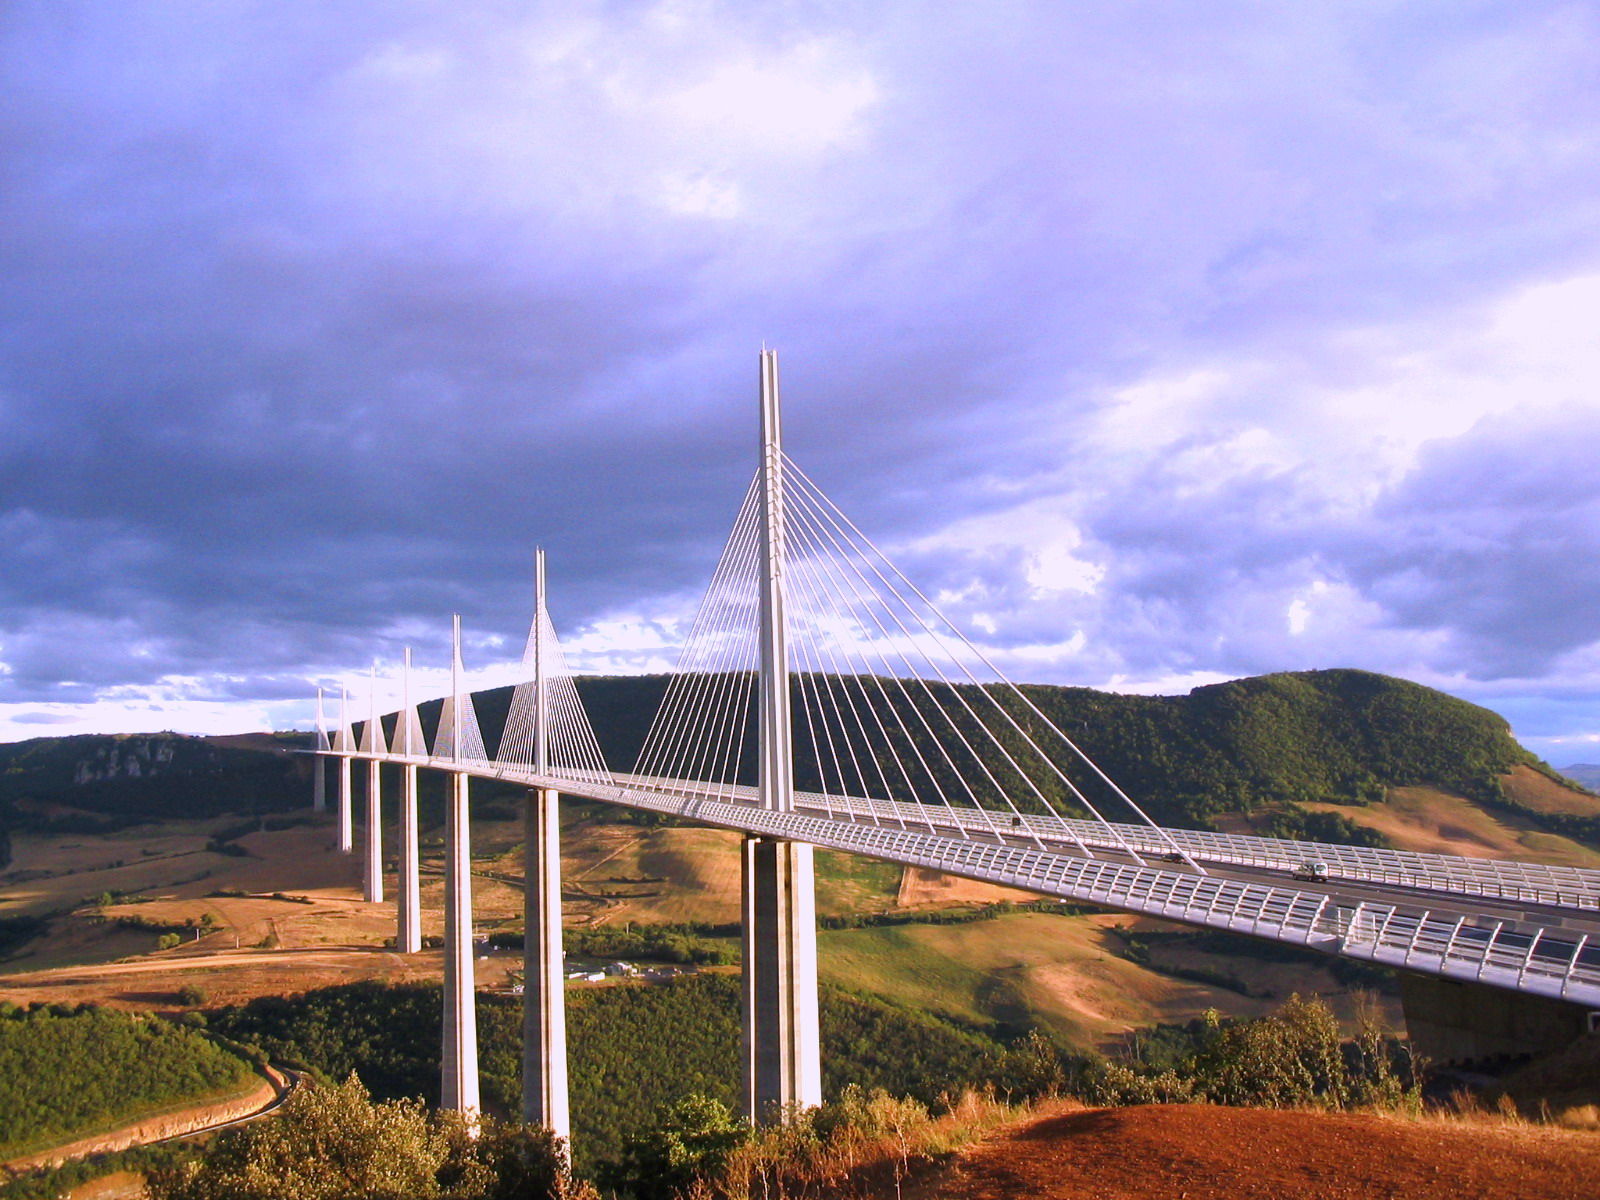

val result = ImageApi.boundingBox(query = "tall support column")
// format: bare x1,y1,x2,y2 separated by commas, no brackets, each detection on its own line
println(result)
743,348,822,1124
397,763,420,952
522,549,570,1136
442,769,479,1112
397,647,422,955
441,615,480,1113
364,760,384,903
523,788,569,1134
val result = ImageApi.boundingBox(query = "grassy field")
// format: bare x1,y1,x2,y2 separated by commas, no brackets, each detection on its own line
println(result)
1297,785,1600,868
813,910,1387,1049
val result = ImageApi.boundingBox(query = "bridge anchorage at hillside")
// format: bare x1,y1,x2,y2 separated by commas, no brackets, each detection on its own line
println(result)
313,350,1600,1146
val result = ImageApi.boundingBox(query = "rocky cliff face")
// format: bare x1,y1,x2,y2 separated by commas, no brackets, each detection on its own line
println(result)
70,736,179,784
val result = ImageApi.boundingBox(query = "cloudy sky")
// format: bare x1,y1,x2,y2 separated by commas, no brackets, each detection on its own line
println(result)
3,1,1600,760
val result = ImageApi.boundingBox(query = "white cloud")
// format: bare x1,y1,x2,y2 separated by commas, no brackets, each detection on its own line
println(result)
656,44,878,152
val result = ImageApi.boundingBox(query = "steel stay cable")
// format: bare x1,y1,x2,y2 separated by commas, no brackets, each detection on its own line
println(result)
785,458,1195,867
786,484,1062,854
785,485,1051,849
784,541,900,831
786,586,844,823
633,477,760,780
635,482,761,784
782,525,934,829
785,460,1157,865
784,557,902,832
784,497,1008,844
681,514,762,799
781,516,946,837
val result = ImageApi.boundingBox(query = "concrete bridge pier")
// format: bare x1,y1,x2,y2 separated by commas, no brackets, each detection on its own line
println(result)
312,755,326,812
743,836,822,1123
522,787,569,1136
441,768,480,1112
364,760,384,903
396,762,421,953
337,756,353,854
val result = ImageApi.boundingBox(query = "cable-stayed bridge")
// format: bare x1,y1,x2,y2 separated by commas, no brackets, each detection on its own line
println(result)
312,351,1600,1143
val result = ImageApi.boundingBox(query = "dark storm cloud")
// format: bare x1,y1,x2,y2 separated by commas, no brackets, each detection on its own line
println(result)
2,2,1600,741
1349,406,1600,677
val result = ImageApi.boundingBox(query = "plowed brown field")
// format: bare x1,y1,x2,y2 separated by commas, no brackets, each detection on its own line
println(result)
921,1104,1600,1200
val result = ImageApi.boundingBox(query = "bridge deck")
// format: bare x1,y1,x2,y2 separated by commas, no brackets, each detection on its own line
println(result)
329,751,1600,1009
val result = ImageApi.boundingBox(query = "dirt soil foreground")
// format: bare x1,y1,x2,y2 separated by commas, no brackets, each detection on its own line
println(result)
920,1103,1600,1200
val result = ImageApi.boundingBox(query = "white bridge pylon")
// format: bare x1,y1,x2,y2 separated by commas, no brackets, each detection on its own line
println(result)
316,350,1600,1141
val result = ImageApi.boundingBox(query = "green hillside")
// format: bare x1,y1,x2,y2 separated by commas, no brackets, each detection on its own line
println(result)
0,1003,257,1159
0,733,309,831
0,669,1579,853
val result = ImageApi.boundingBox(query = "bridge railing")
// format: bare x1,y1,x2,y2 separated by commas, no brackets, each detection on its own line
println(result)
586,771,1600,1008
335,752,1600,1008
610,770,1600,911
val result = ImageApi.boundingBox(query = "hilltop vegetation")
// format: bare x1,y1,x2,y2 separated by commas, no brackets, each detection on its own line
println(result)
0,1003,257,1159
547,668,1571,838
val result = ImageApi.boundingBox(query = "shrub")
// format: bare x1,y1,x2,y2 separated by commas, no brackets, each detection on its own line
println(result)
147,1075,587,1200
595,1095,747,1200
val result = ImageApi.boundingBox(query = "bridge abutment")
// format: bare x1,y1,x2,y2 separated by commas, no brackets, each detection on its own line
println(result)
1400,971,1596,1065
742,835,822,1124
442,768,480,1112
522,787,569,1135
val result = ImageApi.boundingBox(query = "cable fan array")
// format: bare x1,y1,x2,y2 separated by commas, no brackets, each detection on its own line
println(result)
342,607,613,783
498,601,613,786
634,454,1192,864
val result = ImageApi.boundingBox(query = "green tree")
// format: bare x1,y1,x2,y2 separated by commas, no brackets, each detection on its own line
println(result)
594,1095,747,1200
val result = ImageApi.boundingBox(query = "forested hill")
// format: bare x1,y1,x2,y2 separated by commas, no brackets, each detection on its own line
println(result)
0,731,309,847
0,670,1579,849
415,668,1569,836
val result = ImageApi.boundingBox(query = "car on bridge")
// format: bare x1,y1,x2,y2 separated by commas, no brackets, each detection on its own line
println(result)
1293,860,1330,883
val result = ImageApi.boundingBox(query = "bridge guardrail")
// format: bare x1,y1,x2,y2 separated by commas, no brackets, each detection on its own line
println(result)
341,753,1600,1008
611,772,1600,911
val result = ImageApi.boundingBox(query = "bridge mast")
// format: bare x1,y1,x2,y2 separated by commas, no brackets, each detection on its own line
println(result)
743,348,823,1123
523,548,571,1136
